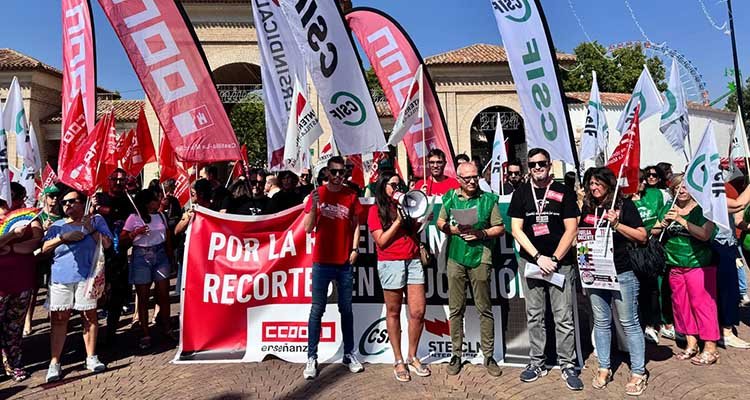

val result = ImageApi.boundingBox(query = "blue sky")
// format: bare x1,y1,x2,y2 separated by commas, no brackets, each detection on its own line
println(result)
1,0,747,106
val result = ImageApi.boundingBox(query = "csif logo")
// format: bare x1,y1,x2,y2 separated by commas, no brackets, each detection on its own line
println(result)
686,153,720,192
358,317,389,356
492,0,531,23
328,91,366,126
292,0,338,78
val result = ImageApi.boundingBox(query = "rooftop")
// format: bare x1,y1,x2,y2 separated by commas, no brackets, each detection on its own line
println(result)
425,43,576,66
42,99,144,124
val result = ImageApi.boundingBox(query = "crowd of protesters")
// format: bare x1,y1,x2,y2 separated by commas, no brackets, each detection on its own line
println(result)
2,146,750,397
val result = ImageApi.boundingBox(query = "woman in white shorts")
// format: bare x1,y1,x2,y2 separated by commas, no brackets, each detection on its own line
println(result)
41,189,113,382
368,171,430,382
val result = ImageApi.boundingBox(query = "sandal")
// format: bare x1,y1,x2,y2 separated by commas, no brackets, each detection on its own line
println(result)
675,346,699,360
393,360,411,382
690,351,719,366
625,373,648,396
406,358,431,377
591,368,611,389
139,336,152,350
9,368,28,382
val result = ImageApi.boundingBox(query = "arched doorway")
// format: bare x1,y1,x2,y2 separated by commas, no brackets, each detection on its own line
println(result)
469,106,525,166
212,62,262,107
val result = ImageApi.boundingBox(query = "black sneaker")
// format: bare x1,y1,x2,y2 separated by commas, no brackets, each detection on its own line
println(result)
561,367,584,391
519,364,548,382
447,355,462,375
484,356,502,377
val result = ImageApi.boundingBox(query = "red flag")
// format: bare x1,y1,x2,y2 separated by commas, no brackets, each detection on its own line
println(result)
59,114,109,195
135,107,156,165
607,105,641,195
159,134,191,205
58,92,88,175
62,0,96,130
98,0,240,162
229,144,249,181
41,163,58,189
96,113,121,183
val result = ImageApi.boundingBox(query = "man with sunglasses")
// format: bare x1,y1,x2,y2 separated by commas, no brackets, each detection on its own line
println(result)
503,161,524,194
298,168,314,197
436,162,505,377
302,156,364,379
91,168,135,345
507,148,582,390
415,149,460,196
220,169,269,215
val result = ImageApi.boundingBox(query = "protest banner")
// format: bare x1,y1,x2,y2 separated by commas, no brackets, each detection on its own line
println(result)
576,227,620,291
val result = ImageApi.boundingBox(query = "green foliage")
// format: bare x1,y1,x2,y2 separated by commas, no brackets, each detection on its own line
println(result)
562,42,667,93
365,67,384,99
725,76,750,128
229,95,266,166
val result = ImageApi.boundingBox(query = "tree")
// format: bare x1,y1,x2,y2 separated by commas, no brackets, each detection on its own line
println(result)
562,42,667,94
229,95,267,167
365,67,384,99
725,76,750,129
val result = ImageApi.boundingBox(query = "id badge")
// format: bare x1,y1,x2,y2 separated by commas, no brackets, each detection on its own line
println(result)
532,223,550,237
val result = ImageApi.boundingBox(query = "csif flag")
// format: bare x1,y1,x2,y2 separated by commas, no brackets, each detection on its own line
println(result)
59,113,110,195
62,0,96,130
283,76,324,175
607,105,641,195
252,0,307,171
98,0,240,162
659,58,690,153
3,77,39,171
387,64,423,147
489,0,578,166
616,65,663,134
489,113,508,194
0,98,10,203
727,107,749,179
58,92,89,174
278,0,386,155
685,121,730,230
579,71,609,167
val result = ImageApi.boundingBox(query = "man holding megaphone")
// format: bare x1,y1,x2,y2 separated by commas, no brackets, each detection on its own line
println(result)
436,162,506,377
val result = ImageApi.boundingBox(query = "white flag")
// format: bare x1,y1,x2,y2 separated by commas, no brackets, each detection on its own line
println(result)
727,107,749,179
659,59,690,152
279,0,386,155
489,113,508,194
0,99,10,203
2,77,37,169
616,66,664,134
387,64,423,147
283,76,324,175
685,121,730,230
579,71,609,166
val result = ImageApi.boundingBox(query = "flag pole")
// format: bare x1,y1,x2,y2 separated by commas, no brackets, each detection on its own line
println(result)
419,67,426,182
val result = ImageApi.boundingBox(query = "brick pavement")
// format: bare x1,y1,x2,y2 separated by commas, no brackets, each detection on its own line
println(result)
2,284,749,400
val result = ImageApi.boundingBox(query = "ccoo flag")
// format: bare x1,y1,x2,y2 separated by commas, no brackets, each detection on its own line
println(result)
616,65,663,134
283,76,324,175
489,113,508,194
685,121,729,230
387,65,423,147
660,59,690,152
607,105,641,195
579,71,609,166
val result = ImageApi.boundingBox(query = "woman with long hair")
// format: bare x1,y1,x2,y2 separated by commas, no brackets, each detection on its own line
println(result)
42,190,113,382
121,189,174,349
651,174,720,366
579,168,648,396
368,171,430,382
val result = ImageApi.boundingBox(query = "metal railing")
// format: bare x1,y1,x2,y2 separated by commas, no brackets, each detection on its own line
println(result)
216,84,263,103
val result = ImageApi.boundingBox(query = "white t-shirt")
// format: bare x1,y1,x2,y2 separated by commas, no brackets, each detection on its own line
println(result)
123,213,167,247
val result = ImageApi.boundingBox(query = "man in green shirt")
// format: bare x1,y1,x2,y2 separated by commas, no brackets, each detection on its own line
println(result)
437,162,505,377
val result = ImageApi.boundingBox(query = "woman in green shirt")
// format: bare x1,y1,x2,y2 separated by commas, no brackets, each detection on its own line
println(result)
651,174,719,366
631,171,675,344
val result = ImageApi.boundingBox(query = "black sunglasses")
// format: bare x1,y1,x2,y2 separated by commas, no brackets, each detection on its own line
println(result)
387,182,401,189
647,173,659,178
61,198,81,206
508,171,521,176
528,161,549,169
249,180,265,186
329,168,347,176
459,175,479,182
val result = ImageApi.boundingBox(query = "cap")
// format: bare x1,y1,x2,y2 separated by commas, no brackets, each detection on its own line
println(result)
42,186,60,196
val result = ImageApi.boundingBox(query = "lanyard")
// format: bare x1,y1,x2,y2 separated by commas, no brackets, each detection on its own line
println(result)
593,207,610,229
530,181,552,214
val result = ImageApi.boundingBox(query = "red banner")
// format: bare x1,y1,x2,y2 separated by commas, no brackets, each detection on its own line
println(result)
59,113,109,195
62,0,96,130
346,9,456,178
58,92,89,176
41,163,58,189
159,134,190,206
607,105,641,195
96,113,123,183
98,0,240,162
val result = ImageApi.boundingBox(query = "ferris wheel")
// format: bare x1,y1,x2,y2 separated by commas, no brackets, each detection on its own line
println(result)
606,41,710,106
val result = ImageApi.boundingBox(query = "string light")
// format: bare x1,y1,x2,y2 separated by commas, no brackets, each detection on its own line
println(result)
566,0,618,61
697,0,729,34
623,0,652,42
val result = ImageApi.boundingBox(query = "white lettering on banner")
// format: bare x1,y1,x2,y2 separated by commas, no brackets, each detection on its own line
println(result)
113,0,159,28
291,0,338,78
131,22,180,66
64,3,88,106
204,269,309,304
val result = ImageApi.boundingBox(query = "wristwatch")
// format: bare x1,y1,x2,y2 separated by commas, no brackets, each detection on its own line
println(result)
533,252,541,262
551,255,559,264
350,248,358,254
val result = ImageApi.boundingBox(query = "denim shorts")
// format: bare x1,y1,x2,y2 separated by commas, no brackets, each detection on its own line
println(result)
377,259,424,290
129,244,171,285
47,281,97,312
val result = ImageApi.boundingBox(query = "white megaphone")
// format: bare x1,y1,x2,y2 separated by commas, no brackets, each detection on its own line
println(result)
391,190,429,219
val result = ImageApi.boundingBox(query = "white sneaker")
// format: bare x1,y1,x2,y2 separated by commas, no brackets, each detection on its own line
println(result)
45,362,62,383
344,353,364,373
644,326,660,344
740,294,750,307
659,326,676,340
85,355,106,373
303,357,317,380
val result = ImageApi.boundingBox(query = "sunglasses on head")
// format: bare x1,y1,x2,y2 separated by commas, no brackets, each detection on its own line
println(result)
329,168,347,176
528,160,549,169
61,198,80,206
